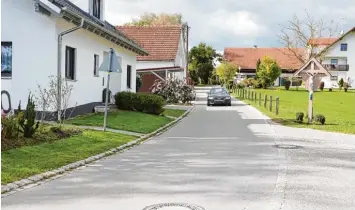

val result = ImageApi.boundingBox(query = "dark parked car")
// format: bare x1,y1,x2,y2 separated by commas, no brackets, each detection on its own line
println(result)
207,87,232,106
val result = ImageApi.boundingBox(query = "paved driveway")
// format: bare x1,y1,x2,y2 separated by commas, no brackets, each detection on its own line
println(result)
2,96,355,210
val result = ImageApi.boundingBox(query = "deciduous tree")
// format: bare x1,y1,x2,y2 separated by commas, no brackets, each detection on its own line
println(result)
257,56,281,89
124,13,183,26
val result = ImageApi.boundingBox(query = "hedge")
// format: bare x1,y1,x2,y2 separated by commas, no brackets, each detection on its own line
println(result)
115,92,165,115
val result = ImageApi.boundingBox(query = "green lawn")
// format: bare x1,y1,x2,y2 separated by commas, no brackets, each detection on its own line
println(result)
1,130,136,184
163,109,186,118
233,88,355,134
67,110,174,134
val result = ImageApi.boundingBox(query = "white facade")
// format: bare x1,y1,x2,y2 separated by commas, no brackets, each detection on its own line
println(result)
320,31,355,88
137,33,187,80
1,0,138,113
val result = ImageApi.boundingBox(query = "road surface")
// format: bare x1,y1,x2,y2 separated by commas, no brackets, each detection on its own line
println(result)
2,87,355,210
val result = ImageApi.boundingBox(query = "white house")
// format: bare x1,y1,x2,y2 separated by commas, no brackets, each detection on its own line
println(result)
1,0,148,119
117,25,189,92
317,27,355,88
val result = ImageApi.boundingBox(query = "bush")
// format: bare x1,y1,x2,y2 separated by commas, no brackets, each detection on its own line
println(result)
315,114,326,125
338,78,344,90
295,112,304,123
237,83,245,89
319,81,325,91
329,88,332,92
284,80,291,90
1,112,19,140
114,92,165,115
344,82,349,92
17,93,39,138
151,77,195,104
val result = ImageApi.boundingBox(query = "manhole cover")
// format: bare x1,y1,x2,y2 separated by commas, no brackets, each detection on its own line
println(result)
273,144,303,150
143,203,205,210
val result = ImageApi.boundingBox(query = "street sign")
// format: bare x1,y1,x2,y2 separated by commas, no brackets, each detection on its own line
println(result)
99,50,122,73
99,48,122,131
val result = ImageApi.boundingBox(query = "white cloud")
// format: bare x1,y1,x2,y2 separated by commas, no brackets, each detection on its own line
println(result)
210,10,267,37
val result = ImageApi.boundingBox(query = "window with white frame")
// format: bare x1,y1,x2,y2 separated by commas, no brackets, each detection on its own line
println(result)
127,65,132,89
94,54,99,76
330,76,338,81
330,59,338,65
340,43,348,51
65,46,76,80
1,42,12,78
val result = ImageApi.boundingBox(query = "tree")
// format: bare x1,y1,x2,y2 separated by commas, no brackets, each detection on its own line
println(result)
124,13,182,26
278,10,338,63
257,56,281,89
188,42,220,84
215,62,238,85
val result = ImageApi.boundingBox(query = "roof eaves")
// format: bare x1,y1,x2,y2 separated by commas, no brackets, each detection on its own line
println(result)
51,0,149,56
318,27,355,56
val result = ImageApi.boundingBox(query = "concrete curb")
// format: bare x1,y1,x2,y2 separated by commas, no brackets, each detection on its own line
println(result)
1,105,195,196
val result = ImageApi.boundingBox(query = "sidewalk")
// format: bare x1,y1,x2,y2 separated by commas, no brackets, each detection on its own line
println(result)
233,98,355,148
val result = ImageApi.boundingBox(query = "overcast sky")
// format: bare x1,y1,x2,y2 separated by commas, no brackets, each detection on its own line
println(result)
71,0,355,52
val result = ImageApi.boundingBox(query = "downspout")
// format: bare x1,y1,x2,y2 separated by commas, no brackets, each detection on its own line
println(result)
57,17,84,122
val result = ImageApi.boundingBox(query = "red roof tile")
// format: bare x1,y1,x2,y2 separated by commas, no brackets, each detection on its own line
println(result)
308,37,338,46
224,48,306,72
116,25,182,61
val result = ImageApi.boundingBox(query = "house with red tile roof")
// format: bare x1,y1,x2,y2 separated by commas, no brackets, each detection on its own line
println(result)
224,47,306,86
117,25,189,92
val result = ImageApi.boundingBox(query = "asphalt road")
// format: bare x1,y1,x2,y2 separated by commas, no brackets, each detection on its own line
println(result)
2,90,355,210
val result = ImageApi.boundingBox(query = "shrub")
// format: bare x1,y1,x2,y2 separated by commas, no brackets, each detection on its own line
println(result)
295,112,304,123
114,92,165,115
344,82,349,92
284,80,291,90
1,112,19,140
151,77,194,104
329,88,332,92
319,81,325,91
315,114,326,125
237,83,245,89
17,93,40,138
114,91,137,110
338,78,344,90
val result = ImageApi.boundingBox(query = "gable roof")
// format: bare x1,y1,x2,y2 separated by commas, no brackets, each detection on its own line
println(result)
294,57,330,76
308,37,338,46
37,0,148,55
224,48,306,72
116,25,182,61
318,27,355,55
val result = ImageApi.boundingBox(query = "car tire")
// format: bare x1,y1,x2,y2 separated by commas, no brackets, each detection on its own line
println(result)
228,103,231,106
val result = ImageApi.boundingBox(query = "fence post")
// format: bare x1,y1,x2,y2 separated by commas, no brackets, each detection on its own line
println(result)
259,93,262,106
251,91,253,101
269,96,273,111
276,97,279,115
254,92,257,103
264,94,267,108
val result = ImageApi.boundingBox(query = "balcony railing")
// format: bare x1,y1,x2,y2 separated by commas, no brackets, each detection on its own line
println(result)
323,64,349,71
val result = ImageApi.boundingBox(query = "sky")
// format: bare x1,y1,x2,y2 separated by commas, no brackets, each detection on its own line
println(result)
71,0,355,53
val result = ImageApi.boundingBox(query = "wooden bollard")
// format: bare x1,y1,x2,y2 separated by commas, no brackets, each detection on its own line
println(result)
259,93,262,106
276,97,279,115
269,96,273,111
264,95,267,108
251,91,254,101
254,92,257,103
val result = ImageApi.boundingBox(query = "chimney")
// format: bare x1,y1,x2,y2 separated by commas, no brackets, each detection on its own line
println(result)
89,0,105,21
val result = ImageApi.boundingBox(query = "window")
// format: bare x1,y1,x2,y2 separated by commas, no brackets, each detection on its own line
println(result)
1,42,12,78
94,54,99,76
331,59,338,65
93,0,101,19
340,43,348,51
127,65,132,89
65,46,76,80
330,76,338,81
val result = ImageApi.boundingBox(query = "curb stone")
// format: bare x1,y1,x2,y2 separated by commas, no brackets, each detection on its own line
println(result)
1,105,195,196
